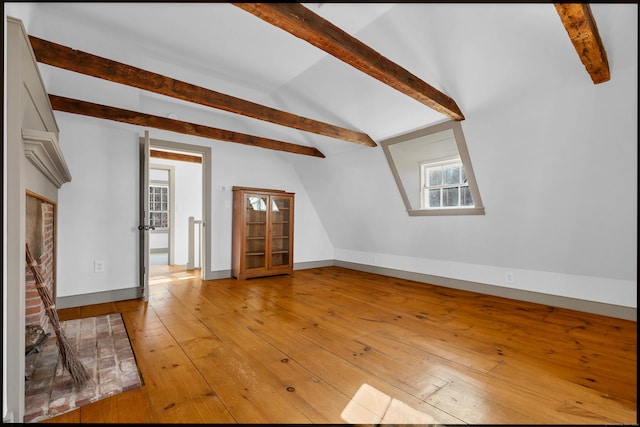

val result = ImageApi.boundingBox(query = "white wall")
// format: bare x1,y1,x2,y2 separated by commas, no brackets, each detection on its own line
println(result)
54,112,334,298
289,43,638,309
57,115,139,298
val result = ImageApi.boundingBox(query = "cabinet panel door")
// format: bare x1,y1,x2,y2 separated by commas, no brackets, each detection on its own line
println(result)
270,195,291,268
244,194,268,270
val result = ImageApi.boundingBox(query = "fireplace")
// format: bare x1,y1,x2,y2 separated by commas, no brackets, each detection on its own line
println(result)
25,193,56,330
5,16,74,423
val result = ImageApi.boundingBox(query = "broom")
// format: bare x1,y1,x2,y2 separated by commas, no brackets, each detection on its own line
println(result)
26,243,90,388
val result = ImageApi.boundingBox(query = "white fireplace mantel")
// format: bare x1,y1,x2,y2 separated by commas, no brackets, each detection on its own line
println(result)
22,128,72,188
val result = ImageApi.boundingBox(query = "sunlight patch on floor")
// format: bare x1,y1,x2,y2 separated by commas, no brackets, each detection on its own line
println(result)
341,383,441,425
149,276,173,285
149,267,198,285
172,271,198,279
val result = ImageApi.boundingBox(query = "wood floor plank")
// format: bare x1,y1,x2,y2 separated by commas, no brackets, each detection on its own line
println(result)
78,387,158,423
490,357,636,422
185,273,460,423
155,277,314,423
122,309,235,423
201,314,350,423
270,275,504,373
266,302,461,392
189,347,312,423
258,307,589,424
167,285,342,422
41,265,635,424
243,307,464,424
300,268,637,402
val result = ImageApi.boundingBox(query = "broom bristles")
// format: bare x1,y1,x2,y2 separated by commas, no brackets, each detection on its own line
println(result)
56,329,91,386
26,243,91,388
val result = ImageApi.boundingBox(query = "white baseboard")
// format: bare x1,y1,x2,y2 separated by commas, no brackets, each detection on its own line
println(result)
56,287,142,309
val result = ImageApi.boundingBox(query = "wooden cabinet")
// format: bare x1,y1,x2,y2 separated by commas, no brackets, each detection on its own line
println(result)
232,186,294,280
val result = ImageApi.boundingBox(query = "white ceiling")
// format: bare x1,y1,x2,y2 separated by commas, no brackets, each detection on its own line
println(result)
5,3,637,157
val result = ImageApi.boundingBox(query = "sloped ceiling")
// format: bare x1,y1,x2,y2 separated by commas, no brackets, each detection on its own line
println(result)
5,3,624,158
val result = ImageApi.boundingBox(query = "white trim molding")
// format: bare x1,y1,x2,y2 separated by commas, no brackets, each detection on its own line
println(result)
22,129,72,188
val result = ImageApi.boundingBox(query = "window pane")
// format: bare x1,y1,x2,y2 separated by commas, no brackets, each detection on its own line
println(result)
444,164,460,185
461,166,467,184
428,168,442,186
443,187,459,206
149,185,170,228
461,186,474,206
428,189,441,207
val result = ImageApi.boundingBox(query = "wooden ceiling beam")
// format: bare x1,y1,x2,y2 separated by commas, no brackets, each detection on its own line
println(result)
234,3,465,121
150,150,202,164
554,3,610,84
49,95,325,158
29,35,375,147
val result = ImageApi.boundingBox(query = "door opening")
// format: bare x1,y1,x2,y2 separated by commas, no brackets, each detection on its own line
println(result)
148,164,175,267
148,147,203,274
139,135,212,285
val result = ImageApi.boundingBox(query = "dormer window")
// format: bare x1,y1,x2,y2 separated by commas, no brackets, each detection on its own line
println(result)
381,120,484,216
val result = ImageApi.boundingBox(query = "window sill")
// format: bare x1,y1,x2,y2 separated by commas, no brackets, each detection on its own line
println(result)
407,207,485,216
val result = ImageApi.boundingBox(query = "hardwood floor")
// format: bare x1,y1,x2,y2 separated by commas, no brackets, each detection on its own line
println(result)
45,265,636,424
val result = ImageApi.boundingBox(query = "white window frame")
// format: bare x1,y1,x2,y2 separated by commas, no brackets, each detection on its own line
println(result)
420,157,474,210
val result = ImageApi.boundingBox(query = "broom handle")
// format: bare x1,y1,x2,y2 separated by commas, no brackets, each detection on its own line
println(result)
25,243,45,282
25,243,62,330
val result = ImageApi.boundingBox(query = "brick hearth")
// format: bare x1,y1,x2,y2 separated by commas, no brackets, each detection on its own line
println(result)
24,313,142,423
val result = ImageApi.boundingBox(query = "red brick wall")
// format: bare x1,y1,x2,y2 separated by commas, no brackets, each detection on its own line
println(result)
25,200,54,329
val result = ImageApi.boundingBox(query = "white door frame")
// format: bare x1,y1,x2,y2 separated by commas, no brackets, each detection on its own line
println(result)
141,136,212,279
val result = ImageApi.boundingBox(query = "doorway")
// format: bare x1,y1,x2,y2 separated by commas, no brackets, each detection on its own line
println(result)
142,136,212,281
148,164,175,267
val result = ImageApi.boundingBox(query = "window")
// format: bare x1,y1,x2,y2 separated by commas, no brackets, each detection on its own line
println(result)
421,159,474,209
149,185,169,229
381,120,484,216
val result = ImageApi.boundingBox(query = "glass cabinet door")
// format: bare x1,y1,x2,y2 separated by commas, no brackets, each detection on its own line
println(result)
270,196,291,268
244,195,267,270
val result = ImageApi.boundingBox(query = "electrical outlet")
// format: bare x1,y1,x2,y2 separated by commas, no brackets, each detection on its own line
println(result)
94,260,105,273
505,272,514,283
